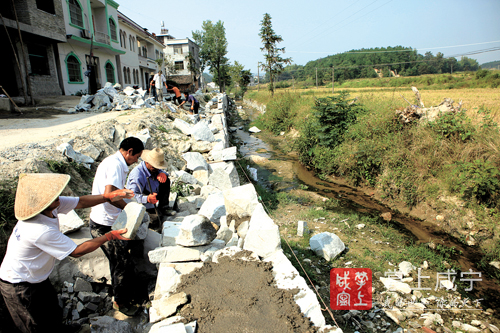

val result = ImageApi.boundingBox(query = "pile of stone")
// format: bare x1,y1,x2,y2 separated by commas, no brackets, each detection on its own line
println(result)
46,93,340,332
67,82,178,113
396,87,463,124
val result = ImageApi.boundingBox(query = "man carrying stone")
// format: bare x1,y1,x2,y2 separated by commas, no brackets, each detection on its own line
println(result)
126,148,172,224
89,137,144,316
167,85,182,105
0,173,133,333
153,70,167,102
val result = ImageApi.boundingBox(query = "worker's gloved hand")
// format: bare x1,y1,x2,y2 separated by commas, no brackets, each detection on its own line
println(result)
103,189,134,202
105,228,130,241
147,193,158,204
157,173,167,183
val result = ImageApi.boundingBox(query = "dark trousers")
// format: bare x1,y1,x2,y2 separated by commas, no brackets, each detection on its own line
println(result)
192,102,200,114
173,96,182,105
89,220,137,305
0,278,62,333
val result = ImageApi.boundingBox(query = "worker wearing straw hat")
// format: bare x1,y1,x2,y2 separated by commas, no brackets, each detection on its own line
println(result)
126,148,172,221
0,173,134,333
89,137,144,316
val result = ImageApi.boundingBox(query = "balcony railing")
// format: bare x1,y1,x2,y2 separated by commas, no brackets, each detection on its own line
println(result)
94,31,110,45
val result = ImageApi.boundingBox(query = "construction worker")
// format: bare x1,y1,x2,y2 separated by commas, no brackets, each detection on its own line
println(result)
89,137,144,316
0,173,133,333
126,148,172,224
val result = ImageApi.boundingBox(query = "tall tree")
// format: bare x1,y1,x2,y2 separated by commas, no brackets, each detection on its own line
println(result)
259,13,292,96
192,20,229,92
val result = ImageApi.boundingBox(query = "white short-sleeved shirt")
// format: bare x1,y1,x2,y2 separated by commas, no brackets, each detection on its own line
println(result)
0,196,78,284
89,151,129,226
154,74,166,88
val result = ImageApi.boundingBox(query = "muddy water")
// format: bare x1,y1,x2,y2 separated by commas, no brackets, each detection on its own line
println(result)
235,104,500,310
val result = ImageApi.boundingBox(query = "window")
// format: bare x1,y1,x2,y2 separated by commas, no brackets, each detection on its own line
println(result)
105,62,115,84
109,18,117,41
175,61,184,70
28,44,50,75
132,37,136,51
142,46,147,58
119,30,122,47
36,0,55,14
129,36,133,51
174,46,183,54
68,0,83,28
155,50,159,60
66,54,82,83
123,66,127,84
127,67,131,85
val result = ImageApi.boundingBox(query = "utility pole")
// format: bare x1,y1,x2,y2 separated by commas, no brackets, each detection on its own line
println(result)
11,0,35,105
315,67,318,89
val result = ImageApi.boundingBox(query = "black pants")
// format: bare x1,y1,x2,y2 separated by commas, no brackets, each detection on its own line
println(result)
0,278,62,333
173,96,182,105
192,102,200,114
89,220,139,305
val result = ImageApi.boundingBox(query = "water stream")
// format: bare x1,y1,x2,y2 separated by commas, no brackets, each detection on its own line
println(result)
234,103,500,311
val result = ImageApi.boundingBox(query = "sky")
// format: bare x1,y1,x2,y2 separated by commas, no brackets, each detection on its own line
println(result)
116,0,500,74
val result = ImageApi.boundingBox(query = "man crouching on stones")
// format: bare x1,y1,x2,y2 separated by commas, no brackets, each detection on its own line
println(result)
126,147,173,224
0,173,133,333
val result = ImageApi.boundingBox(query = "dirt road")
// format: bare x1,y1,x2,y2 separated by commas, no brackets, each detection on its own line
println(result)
0,96,122,149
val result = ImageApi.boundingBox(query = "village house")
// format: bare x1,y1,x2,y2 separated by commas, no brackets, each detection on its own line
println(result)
117,12,164,91
156,28,201,92
0,0,67,99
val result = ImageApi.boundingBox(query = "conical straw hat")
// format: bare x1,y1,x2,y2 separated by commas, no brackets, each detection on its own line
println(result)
14,173,70,221
141,148,167,169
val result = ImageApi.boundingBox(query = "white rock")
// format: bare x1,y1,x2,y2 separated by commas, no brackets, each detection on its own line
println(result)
175,214,217,247
59,210,84,235
191,122,215,142
249,126,261,133
379,278,412,294
243,204,281,258
211,146,237,161
309,232,345,261
398,261,415,277
173,118,192,135
111,202,146,239
182,152,209,171
297,220,308,237
161,222,182,247
198,192,226,225
90,316,133,333
150,292,188,323
223,184,259,219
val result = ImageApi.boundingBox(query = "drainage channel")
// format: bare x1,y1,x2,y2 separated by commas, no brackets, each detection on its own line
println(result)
233,104,500,313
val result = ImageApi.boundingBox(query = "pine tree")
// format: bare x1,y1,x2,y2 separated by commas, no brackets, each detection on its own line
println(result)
259,13,291,96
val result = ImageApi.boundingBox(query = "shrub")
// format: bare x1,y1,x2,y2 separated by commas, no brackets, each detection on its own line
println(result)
259,92,298,135
313,91,364,148
450,159,500,207
428,111,475,142
475,69,489,79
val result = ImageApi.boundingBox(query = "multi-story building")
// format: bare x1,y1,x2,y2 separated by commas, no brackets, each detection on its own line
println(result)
117,11,164,90
57,0,125,95
0,0,67,98
156,29,201,92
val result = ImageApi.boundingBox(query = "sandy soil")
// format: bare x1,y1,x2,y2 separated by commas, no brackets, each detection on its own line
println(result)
176,253,316,333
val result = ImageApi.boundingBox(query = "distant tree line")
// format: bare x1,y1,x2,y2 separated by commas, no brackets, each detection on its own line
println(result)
275,46,481,84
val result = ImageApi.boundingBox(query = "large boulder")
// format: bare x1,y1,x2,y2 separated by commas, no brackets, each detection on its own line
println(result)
223,183,259,219
309,232,345,261
182,152,209,171
243,204,281,258
198,192,226,225
175,214,217,247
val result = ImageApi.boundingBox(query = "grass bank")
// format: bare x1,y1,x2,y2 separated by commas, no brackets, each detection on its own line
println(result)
246,76,500,266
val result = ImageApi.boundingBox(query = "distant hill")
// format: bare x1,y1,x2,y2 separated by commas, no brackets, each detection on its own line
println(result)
480,60,500,69
202,72,212,83
278,46,481,83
